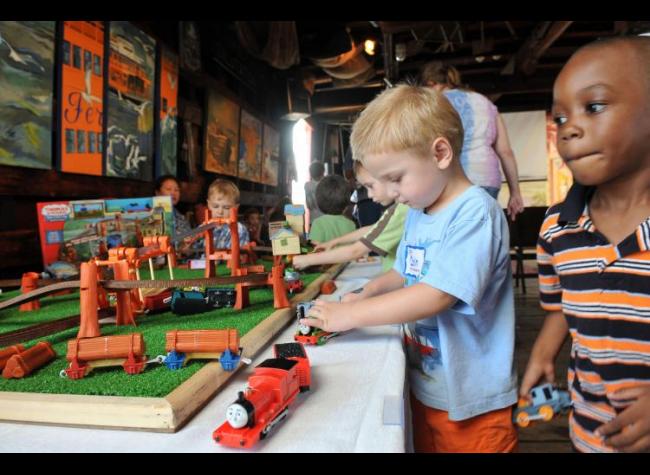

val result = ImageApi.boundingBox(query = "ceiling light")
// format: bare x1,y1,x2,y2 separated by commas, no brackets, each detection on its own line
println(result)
395,43,406,62
364,39,376,56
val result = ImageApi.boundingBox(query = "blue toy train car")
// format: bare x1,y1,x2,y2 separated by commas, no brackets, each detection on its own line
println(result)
171,287,237,315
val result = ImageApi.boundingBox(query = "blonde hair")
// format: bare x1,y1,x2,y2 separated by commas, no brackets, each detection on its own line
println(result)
207,178,240,204
350,84,464,163
420,61,463,89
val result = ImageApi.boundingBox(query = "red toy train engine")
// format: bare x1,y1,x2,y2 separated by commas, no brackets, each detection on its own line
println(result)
212,342,310,448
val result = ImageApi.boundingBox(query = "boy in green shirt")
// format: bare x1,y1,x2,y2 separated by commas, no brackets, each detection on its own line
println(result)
308,175,357,244
294,162,406,272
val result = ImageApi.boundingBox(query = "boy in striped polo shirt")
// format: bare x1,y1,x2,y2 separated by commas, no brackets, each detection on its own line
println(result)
520,37,650,452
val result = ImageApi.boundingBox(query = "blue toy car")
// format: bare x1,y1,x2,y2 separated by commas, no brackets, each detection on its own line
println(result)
514,383,572,427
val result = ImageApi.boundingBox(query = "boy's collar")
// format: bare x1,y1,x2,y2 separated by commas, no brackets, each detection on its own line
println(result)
558,183,596,225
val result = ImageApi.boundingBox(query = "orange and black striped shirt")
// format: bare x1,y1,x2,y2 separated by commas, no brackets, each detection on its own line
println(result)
537,184,650,453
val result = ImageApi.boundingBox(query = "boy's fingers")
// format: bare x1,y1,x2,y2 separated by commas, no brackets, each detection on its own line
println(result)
609,387,648,401
300,318,322,330
596,407,637,437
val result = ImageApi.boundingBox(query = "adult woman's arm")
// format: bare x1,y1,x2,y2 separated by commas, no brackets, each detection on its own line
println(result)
494,114,525,220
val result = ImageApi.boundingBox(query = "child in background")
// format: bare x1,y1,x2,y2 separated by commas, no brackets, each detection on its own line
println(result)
154,175,194,257
304,161,325,228
205,178,250,249
293,161,407,273
300,84,518,453
520,37,650,453
308,175,357,245
243,207,263,245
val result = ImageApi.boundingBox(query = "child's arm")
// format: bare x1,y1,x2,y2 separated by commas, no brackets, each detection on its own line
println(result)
293,241,369,269
519,311,569,396
301,282,456,333
596,387,650,452
315,226,373,252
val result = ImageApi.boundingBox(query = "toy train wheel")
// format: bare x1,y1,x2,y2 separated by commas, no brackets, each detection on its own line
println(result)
539,405,554,421
516,411,530,428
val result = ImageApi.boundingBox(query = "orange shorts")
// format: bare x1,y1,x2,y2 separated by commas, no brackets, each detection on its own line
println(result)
410,393,519,453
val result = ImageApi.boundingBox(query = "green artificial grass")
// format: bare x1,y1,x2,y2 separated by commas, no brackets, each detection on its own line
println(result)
0,262,321,397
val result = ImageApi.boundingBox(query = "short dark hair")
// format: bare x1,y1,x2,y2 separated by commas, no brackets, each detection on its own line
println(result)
309,161,325,180
315,175,351,215
155,174,179,192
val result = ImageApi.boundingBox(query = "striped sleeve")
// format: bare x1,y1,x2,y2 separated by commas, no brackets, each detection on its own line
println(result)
537,209,563,311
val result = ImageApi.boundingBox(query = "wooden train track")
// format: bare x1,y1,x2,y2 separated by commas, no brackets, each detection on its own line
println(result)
0,274,270,312
0,309,113,347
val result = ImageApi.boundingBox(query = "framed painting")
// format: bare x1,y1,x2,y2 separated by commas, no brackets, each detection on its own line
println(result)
238,109,262,183
179,21,201,73
261,124,279,187
156,47,179,177
204,89,239,177
0,21,55,170
105,21,156,181
59,21,105,176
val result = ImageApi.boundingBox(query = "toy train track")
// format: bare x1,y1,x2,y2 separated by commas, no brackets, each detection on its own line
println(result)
0,274,270,312
0,309,114,347
0,278,68,289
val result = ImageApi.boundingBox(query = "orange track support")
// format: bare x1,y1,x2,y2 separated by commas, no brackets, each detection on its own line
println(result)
0,344,26,371
19,272,41,311
2,342,56,379
113,260,136,327
78,261,101,339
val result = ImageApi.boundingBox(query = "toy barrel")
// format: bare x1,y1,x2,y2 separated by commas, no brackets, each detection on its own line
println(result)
165,329,239,354
67,334,145,362
2,342,56,379
0,344,26,371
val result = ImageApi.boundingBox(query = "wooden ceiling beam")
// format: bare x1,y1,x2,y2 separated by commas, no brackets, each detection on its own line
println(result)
501,21,573,76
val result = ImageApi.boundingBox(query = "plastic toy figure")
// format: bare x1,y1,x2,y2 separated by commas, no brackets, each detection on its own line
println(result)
514,383,572,427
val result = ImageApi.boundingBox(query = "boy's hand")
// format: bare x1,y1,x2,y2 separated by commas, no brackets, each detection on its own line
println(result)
507,192,525,221
519,356,556,397
300,300,354,333
292,255,311,270
596,386,650,452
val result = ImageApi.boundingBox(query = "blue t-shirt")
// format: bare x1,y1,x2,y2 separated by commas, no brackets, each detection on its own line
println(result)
212,222,250,249
394,185,517,421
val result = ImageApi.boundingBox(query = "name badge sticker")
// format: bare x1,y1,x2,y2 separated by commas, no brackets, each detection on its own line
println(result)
405,245,426,279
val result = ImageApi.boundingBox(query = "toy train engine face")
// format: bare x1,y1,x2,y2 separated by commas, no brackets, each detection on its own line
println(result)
226,391,255,429
296,301,315,335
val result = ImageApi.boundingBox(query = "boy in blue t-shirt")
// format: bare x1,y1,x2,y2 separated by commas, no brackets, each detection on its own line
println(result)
300,84,518,453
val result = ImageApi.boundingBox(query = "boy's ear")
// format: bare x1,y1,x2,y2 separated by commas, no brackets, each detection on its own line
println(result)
430,137,454,170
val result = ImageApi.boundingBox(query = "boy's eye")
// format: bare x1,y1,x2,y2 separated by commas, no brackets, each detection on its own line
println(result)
552,115,567,126
586,102,606,114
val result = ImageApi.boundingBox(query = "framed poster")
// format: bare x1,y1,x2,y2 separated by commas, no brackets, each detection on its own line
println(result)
261,124,279,186
157,47,179,177
204,89,239,177
0,21,55,170
59,21,105,175
179,21,201,72
105,21,156,181
238,109,263,183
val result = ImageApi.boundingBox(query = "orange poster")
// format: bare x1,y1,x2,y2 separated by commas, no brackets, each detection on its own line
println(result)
546,113,573,205
60,21,105,175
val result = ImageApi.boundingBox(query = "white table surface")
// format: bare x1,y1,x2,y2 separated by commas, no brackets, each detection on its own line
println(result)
0,260,409,453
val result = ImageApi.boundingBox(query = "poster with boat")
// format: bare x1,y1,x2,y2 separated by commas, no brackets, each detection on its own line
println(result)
37,196,174,268
105,21,156,181
156,47,178,177
204,89,239,177
59,21,105,175
238,109,262,183
261,124,279,187
0,21,55,170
